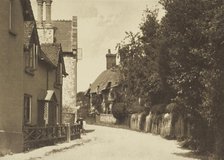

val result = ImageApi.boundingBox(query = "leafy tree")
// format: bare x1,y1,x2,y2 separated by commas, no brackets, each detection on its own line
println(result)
77,92,90,118
118,9,168,109
160,0,224,157
201,1,224,157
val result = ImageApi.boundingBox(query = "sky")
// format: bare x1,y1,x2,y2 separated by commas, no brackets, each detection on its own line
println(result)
30,0,165,92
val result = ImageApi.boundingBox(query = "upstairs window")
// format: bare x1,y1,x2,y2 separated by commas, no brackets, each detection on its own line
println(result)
25,44,38,75
24,94,32,125
55,63,63,87
9,0,16,35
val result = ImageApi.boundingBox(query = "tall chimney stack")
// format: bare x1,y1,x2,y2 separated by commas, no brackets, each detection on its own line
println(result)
106,49,116,70
45,0,52,28
36,0,43,28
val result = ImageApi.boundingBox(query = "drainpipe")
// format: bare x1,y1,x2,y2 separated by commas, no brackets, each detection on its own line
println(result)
47,69,49,90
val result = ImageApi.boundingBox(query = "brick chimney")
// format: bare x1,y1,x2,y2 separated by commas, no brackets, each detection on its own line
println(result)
36,0,43,28
106,49,116,70
45,0,52,28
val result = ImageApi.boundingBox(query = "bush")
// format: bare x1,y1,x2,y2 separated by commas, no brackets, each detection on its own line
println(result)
150,104,166,114
112,102,127,123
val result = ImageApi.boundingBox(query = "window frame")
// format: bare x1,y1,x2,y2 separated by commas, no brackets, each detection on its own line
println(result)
9,0,16,36
24,94,32,125
55,63,63,87
25,43,39,75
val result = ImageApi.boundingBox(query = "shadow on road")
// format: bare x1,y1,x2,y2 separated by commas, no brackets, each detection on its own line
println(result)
173,151,207,160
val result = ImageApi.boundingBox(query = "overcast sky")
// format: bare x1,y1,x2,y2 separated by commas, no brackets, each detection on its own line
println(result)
30,0,165,92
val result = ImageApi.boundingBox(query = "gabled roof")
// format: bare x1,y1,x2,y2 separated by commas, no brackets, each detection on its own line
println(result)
41,43,61,67
24,21,54,67
38,90,58,102
90,67,121,94
41,43,67,75
45,90,57,102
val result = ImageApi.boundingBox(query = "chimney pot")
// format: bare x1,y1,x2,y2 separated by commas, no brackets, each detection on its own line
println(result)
45,0,53,28
36,0,43,28
106,49,116,70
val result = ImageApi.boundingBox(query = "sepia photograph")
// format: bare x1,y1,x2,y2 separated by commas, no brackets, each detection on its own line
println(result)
0,0,224,159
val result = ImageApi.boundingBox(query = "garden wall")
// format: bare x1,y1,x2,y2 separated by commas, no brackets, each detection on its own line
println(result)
96,114,116,124
130,112,191,139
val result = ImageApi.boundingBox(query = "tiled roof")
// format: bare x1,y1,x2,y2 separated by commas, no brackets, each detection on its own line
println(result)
52,19,77,53
90,67,121,94
52,21,72,52
41,43,61,67
39,49,54,66
24,21,54,67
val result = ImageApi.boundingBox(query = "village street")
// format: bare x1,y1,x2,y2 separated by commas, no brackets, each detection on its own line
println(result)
1,125,202,160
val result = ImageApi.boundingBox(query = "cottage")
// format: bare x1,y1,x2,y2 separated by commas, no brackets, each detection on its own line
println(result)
0,0,79,153
87,50,121,121
0,0,29,153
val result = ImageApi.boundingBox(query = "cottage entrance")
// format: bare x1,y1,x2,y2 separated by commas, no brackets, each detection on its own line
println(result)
38,90,58,126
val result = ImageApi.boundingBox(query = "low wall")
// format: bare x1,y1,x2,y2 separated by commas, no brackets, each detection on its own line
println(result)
91,112,191,140
96,114,116,124
130,113,146,131
130,112,191,139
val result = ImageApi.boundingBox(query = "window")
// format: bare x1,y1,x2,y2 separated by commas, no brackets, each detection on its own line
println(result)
25,44,38,74
44,102,49,125
24,94,32,124
9,0,16,35
55,63,63,86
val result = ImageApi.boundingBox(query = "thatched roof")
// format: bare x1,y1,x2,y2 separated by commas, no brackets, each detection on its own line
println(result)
89,67,121,94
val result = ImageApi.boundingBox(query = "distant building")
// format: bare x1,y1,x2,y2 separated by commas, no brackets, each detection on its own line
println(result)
53,18,78,123
87,50,121,114
0,0,66,153
35,0,78,123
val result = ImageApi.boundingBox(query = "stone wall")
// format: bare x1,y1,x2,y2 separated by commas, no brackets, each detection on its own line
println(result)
37,28,54,44
62,113,76,124
130,112,191,139
96,114,116,124
62,56,77,121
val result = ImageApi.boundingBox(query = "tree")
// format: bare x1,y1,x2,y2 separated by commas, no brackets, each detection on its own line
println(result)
160,0,224,157
201,1,224,157
77,92,90,118
118,9,168,109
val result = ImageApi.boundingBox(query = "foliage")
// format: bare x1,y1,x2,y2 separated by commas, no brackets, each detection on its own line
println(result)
77,92,90,118
118,9,169,107
159,0,224,157
116,0,224,157
112,102,127,123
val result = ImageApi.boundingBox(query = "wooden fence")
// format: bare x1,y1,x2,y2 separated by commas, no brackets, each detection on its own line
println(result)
23,124,81,151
